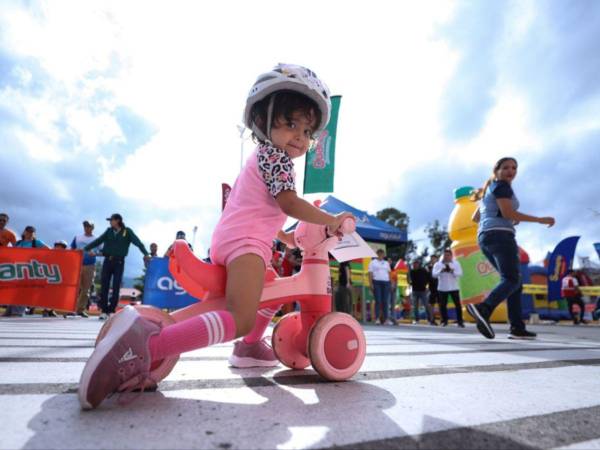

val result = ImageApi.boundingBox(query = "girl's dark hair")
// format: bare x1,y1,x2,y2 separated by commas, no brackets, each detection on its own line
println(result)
250,91,321,143
471,157,518,201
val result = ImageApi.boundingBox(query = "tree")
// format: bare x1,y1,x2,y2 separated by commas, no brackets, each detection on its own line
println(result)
413,246,430,265
424,220,452,257
392,240,417,262
376,207,414,261
376,207,409,231
133,267,147,298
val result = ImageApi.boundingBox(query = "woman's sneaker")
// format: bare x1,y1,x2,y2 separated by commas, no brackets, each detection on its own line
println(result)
228,337,279,368
508,328,537,340
466,303,495,339
78,306,160,410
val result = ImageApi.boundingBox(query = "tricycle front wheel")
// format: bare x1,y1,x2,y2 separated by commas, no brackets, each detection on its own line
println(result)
308,312,366,381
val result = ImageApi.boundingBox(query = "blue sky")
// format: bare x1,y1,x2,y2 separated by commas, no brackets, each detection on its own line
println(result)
1,0,599,277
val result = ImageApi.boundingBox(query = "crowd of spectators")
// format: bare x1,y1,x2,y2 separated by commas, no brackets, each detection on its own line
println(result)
2,210,598,324
366,248,466,326
0,212,153,320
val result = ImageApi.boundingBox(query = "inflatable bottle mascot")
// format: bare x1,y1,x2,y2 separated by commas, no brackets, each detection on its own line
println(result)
449,186,507,323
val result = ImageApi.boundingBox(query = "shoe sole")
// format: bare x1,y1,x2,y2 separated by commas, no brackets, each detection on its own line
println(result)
78,306,138,410
466,304,495,339
508,335,536,340
228,355,280,368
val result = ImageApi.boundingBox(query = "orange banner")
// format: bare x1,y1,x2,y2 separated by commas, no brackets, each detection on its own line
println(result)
0,247,83,311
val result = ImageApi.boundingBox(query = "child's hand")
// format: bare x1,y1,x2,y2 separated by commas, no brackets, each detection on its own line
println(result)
327,212,356,238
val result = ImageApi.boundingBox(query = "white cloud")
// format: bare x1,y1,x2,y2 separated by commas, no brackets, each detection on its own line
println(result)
14,129,62,162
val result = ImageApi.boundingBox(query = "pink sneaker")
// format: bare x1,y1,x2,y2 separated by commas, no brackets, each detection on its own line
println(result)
228,337,279,368
78,306,160,410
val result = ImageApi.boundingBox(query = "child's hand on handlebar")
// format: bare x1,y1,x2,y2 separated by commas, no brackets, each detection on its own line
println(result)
327,212,355,238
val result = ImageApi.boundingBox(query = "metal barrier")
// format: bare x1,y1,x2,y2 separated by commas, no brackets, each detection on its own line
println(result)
523,284,600,296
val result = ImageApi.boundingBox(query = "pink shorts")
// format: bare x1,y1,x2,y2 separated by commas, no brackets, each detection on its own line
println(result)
210,238,271,268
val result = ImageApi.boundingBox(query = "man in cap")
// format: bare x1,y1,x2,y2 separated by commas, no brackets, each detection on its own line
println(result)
84,214,150,320
70,220,98,318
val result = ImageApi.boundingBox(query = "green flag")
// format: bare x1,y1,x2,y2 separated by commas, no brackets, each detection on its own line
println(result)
303,95,341,194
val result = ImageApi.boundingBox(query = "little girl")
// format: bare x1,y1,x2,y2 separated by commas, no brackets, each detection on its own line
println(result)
79,64,353,409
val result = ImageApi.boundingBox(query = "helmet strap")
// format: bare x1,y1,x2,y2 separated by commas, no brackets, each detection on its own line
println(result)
266,93,276,142
251,123,270,145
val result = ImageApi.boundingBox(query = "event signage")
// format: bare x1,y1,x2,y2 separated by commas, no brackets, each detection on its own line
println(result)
304,95,341,194
0,247,82,311
547,236,580,301
143,257,198,309
594,242,600,262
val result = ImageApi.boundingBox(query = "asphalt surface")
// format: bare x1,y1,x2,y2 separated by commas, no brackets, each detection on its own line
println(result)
1,317,600,449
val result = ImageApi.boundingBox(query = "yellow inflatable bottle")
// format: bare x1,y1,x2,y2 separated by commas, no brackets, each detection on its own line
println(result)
448,186,507,323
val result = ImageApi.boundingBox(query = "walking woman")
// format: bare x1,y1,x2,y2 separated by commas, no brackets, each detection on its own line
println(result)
468,157,555,339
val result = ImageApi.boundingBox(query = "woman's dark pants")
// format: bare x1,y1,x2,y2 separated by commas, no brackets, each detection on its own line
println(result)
478,231,525,331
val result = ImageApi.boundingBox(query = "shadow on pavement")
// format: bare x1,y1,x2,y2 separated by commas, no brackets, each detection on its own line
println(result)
23,370,400,449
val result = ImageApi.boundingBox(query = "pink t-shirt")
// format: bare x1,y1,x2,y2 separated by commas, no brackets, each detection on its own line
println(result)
210,144,296,265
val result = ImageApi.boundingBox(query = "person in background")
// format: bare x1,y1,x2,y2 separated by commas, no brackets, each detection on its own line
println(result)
388,258,399,325
36,240,69,318
0,213,17,247
202,248,212,264
408,260,429,325
70,220,97,318
335,260,353,314
84,213,150,320
271,240,284,276
16,226,47,248
470,157,554,340
426,255,439,326
281,247,296,277
0,213,18,316
279,247,298,315
593,298,600,322
164,231,193,258
5,227,50,317
145,243,161,269
368,249,392,325
432,250,464,327
561,270,588,325
292,248,303,274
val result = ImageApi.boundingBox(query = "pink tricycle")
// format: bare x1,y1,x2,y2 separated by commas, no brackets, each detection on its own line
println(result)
97,218,367,387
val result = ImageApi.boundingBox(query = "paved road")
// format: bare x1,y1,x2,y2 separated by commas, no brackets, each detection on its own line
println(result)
1,317,600,449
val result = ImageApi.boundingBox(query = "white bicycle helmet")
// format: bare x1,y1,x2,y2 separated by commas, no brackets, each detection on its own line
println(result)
243,63,331,143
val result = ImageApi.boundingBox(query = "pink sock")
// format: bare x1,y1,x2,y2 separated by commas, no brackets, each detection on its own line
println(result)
149,310,236,361
243,306,281,344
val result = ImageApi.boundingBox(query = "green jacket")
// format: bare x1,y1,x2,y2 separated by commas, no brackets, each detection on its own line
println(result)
84,227,148,257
